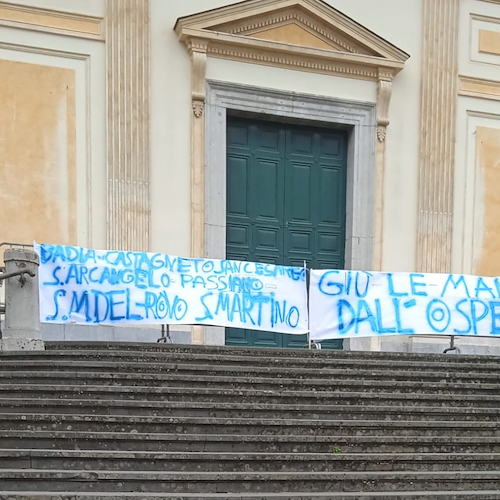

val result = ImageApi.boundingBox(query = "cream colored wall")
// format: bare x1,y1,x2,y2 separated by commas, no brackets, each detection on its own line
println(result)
8,0,500,350
149,0,192,258
0,0,422,270
150,0,422,271
0,3,106,254
454,0,500,276
327,1,422,273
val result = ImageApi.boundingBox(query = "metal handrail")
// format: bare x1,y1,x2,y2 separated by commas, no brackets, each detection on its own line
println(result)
0,269,35,286
0,242,34,250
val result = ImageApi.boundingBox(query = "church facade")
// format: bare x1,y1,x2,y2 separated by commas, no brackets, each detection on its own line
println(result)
1,0,500,353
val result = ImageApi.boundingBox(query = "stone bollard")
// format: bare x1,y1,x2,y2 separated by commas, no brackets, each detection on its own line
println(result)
1,248,44,351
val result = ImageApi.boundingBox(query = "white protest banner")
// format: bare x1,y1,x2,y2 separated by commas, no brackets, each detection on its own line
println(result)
34,243,308,334
309,269,500,340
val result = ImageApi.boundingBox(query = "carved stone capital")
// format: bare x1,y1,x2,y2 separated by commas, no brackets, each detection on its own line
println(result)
376,79,392,142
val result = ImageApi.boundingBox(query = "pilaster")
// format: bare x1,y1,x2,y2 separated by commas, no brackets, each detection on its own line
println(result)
106,0,150,252
373,74,393,271
417,0,460,272
187,39,208,344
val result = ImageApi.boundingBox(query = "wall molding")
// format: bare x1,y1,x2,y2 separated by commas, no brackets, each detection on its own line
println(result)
106,0,150,252
0,39,90,59
469,13,500,67
0,1,103,40
417,0,460,273
459,74,500,101
471,12,500,25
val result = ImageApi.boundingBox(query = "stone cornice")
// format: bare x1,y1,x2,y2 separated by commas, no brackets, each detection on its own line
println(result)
177,27,404,82
175,0,409,85
175,0,409,63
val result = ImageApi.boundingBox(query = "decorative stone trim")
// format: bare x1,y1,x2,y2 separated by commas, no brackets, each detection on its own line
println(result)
376,79,392,143
177,27,405,83
175,0,410,62
175,0,409,83
204,80,377,347
205,80,377,276
188,39,208,118
207,43,379,80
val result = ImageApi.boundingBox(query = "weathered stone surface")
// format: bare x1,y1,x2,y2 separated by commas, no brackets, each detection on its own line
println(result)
2,470,500,493
0,397,498,421
1,492,500,499
0,342,499,497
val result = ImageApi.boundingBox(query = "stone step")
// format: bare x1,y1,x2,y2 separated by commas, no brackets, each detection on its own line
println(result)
1,359,498,383
43,341,500,365
2,430,500,453
0,371,495,394
1,398,497,421
4,492,500,499
1,469,500,493
3,344,500,498
1,449,500,472
0,384,498,406
9,348,500,373
0,360,498,385
3,413,499,438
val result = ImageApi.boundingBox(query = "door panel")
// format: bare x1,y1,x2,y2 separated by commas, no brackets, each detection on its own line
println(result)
226,125,253,263
226,117,347,350
253,330,282,348
225,327,253,347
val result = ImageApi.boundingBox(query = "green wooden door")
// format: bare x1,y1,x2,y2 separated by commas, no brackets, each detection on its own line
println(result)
225,117,347,349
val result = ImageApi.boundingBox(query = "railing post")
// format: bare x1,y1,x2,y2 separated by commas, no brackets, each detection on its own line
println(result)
1,248,44,351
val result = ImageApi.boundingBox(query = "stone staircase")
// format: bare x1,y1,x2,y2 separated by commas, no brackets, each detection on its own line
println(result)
0,341,499,499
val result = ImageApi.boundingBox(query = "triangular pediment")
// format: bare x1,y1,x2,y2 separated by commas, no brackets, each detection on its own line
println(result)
247,22,335,51
175,0,409,81
206,5,383,57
